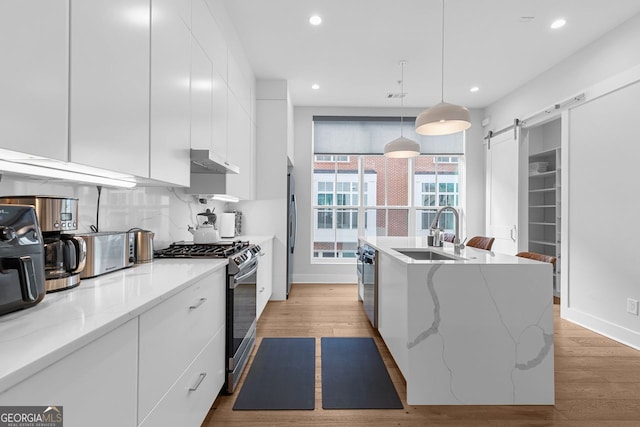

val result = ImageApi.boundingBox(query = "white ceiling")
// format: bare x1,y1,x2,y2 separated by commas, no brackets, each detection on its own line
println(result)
222,0,640,109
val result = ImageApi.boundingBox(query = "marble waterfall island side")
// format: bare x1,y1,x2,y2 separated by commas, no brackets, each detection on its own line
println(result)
365,237,555,405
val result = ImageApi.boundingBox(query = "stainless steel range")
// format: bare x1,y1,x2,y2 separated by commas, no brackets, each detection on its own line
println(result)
155,240,261,393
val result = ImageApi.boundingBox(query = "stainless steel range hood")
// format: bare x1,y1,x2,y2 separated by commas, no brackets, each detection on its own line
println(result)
190,149,239,174
185,173,240,203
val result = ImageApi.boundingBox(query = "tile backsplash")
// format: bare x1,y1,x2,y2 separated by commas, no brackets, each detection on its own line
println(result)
0,175,229,249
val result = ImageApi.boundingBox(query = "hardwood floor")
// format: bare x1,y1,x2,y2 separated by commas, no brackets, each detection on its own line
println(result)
203,284,640,426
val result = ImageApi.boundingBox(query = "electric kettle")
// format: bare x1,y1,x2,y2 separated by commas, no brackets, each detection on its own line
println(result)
128,228,155,263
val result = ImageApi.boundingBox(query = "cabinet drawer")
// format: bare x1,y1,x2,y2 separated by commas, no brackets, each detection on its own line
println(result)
138,268,225,422
139,326,225,427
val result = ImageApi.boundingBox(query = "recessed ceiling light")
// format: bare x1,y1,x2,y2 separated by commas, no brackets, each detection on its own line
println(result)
309,15,322,26
550,18,566,29
311,84,320,90
470,86,480,93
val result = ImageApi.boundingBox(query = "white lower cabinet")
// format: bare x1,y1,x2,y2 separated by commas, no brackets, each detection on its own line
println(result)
138,268,226,424
0,319,139,427
0,269,226,427
139,327,225,427
256,238,273,319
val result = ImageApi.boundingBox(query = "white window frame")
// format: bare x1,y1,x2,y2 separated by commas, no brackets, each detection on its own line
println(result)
311,154,464,264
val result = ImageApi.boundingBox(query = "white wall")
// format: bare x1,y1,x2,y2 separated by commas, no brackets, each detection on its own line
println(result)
292,106,485,284
484,11,640,348
464,108,486,239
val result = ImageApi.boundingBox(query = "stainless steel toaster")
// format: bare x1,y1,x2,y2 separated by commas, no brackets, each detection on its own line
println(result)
74,232,135,279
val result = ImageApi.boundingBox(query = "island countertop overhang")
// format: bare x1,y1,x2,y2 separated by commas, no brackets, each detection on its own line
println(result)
359,236,546,266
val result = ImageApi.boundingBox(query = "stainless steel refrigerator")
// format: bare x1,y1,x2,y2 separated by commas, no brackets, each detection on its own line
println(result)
286,172,296,298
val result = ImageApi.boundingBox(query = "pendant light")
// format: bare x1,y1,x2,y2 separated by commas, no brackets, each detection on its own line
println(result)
384,60,420,158
415,0,471,136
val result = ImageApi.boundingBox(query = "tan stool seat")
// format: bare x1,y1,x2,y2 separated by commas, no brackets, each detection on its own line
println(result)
515,251,557,268
466,236,495,251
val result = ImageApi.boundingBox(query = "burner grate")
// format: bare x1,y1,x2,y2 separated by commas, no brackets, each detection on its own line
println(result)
154,241,250,259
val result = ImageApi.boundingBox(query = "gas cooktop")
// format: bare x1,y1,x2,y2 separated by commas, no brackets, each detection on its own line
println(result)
154,240,250,259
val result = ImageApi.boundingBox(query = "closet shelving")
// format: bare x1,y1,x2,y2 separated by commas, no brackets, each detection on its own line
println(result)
527,120,561,297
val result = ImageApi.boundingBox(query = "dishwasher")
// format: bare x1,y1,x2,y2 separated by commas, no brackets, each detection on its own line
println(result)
357,244,378,328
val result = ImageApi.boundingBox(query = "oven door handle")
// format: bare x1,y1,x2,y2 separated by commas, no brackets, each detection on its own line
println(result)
230,263,258,287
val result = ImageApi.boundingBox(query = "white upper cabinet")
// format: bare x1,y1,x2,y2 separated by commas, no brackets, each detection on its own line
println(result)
150,0,191,186
226,92,254,200
69,0,150,178
226,54,254,199
191,40,214,152
191,0,233,169
256,80,291,199
174,0,192,29
212,70,229,161
0,0,68,161
191,0,227,81
228,53,251,116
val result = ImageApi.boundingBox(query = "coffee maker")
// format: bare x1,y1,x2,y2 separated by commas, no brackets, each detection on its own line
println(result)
0,196,87,292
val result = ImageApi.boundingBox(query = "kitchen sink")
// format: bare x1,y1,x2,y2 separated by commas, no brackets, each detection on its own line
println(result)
392,248,462,261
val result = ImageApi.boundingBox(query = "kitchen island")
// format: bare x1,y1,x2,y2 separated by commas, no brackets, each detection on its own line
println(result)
362,236,554,405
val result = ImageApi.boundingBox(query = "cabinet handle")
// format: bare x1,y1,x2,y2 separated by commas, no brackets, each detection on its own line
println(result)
259,287,265,293
189,373,207,391
189,297,207,310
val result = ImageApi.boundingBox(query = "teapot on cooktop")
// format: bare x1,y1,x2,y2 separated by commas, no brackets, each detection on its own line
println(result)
188,208,220,244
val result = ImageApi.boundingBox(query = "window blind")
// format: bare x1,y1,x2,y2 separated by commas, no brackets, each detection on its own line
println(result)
313,116,464,155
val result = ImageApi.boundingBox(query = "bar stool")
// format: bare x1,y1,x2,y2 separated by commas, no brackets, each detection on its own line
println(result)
443,233,456,243
515,251,557,268
466,236,495,251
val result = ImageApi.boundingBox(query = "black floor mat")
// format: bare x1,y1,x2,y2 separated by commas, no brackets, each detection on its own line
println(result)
321,337,403,409
233,337,315,410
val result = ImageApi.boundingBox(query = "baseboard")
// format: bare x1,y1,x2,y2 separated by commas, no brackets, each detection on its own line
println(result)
561,306,640,350
292,274,357,284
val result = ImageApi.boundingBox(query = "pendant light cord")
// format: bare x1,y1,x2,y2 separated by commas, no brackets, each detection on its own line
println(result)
441,0,445,103
400,60,406,136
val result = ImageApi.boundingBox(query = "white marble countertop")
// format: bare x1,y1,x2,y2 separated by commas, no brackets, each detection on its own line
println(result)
360,236,540,265
0,258,227,394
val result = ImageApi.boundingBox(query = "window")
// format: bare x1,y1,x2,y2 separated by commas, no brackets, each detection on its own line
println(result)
315,155,350,162
317,209,333,229
336,182,358,205
312,116,464,262
414,155,460,235
336,209,358,229
312,154,462,261
435,156,459,164
317,181,333,205
421,182,436,206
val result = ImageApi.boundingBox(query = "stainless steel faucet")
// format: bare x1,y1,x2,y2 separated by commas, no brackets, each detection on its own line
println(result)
430,206,462,255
